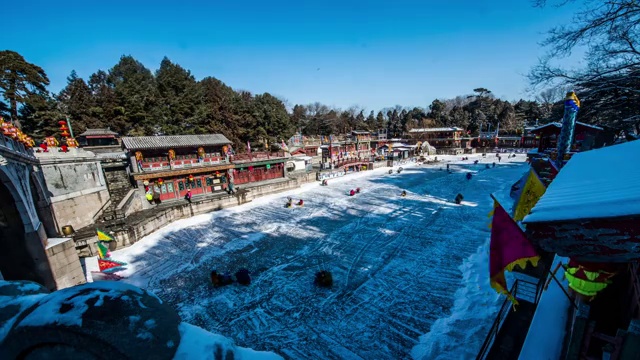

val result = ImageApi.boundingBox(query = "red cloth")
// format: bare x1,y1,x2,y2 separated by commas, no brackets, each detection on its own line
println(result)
490,201,539,295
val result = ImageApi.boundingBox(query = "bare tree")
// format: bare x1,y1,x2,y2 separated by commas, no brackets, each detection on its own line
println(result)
530,0,640,92
536,87,566,119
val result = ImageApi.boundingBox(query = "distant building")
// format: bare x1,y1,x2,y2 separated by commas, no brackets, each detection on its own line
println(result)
530,122,603,153
77,128,119,147
408,127,465,148
122,134,235,201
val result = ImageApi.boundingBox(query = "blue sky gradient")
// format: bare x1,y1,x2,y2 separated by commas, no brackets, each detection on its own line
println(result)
1,0,578,110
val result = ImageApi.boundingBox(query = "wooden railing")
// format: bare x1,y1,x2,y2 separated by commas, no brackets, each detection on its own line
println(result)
231,151,288,163
476,277,545,360
233,164,284,185
140,157,227,171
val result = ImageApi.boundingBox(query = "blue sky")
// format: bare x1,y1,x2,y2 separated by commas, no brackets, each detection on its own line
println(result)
1,0,577,111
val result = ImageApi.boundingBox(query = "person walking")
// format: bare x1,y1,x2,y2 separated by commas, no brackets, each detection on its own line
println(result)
185,189,192,204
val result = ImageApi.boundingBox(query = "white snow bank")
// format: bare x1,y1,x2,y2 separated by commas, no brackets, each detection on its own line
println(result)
525,140,640,223
174,322,282,360
410,243,503,359
519,255,571,360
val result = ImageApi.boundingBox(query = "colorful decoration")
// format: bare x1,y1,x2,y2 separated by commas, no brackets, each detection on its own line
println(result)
489,199,540,307
564,259,617,299
281,140,289,152
97,241,111,259
197,147,205,160
45,136,59,147
512,169,547,221
188,174,194,182
222,145,228,155
98,258,128,273
24,137,35,148
1,119,11,136
168,149,176,160
556,91,580,169
157,178,164,186
65,138,78,147
59,120,70,138
135,151,144,161
96,229,114,242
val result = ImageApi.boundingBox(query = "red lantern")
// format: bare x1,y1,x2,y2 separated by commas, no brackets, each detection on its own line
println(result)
58,120,67,126
188,174,194,182
157,178,164,186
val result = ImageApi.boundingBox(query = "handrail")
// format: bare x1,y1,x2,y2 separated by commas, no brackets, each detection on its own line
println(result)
476,275,546,360
476,281,519,360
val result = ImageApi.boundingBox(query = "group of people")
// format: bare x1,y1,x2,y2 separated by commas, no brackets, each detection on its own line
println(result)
210,268,251,287
286,197,304,208
349,188,361,196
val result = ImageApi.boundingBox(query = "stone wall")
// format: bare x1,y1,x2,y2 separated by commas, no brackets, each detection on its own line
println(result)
51,189,110,231
36,149,110,232
45,238,85,289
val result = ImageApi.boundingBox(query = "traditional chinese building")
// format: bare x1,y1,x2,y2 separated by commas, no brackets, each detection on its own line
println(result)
348,130,373,158
408,127,465,148
77,128,119,147
530,122,603,153
122,135,235,201
523,140,640,359
228,145,288,186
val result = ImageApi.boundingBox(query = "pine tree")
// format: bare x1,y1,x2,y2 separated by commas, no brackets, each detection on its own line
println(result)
57,70,98,135
155,57,199,134
0,50,50,129
107,55,158,135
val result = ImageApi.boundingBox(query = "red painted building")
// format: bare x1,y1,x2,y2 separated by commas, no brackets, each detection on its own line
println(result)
123,135,235,201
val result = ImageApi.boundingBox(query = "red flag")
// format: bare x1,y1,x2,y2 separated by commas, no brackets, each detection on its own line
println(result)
98,258,126,272
489,200,540,305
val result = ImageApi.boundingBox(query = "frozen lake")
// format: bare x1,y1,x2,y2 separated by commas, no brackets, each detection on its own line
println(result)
97,156,526,359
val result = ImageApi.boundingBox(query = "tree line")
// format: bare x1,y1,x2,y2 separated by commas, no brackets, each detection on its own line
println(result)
2,0,639,155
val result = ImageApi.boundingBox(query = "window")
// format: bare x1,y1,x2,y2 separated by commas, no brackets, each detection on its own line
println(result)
206,177,213,186
178,181,185,191
196,179,203,188
167,182,174,193
161,184,167,193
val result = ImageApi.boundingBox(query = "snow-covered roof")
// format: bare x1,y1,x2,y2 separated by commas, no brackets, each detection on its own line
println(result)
409,127,464,133
524,140,640,223
529,122,603,133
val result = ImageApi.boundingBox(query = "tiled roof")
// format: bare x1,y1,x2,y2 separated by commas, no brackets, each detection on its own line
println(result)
524,140,640,223
121,134,232,150
409,127,464,133
530,122,603,133
78,128,119,137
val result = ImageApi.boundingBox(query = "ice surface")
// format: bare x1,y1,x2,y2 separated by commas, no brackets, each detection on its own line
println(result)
97,154,526,359
525,140,640,223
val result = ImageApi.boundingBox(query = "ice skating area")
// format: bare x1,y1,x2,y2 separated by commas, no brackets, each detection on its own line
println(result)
90,154,527,359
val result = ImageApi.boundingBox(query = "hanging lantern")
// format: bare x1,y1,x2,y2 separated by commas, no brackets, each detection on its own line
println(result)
66,138,78,147
222,145,228,154
9,127,18,139
188,174,194,182
564,259,618,300
45,136,59,147
197,147,205,159
168,149,176,160
157,178,164,186
1,121,11,136
25,137,35,148
135,151,144,161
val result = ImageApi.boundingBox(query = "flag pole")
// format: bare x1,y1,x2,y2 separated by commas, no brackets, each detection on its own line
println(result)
548,267,579,310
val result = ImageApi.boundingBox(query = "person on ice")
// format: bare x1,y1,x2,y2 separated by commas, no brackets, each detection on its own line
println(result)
466,172,472,180
211,270,233,287
321,179,328,186
492,162,496,168
235,268,251,285
401,190,407,197
454,193,464,204
349,189,356,196
356,187,361,194
286,197,293,208
297,199,304,206
314,270,333,288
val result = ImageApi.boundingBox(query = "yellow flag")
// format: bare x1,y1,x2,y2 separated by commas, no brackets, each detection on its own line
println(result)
97,229,114,242
513,169,547,221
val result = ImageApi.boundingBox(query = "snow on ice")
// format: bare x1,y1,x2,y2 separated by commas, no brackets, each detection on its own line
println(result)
92,154,527,359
